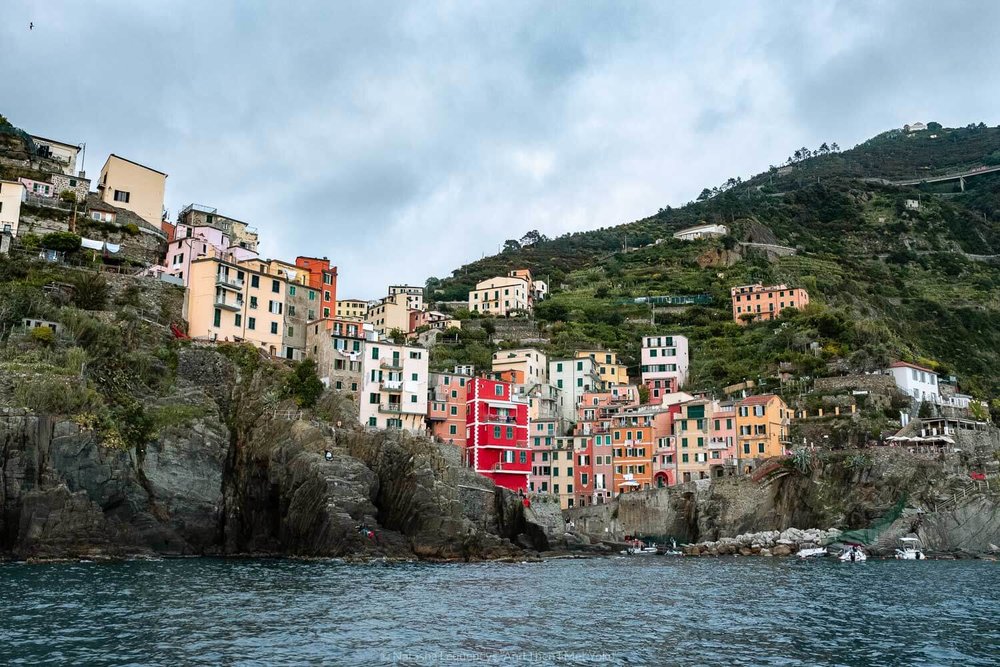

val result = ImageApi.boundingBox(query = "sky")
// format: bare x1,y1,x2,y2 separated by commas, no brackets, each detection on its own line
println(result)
4,1,1000,298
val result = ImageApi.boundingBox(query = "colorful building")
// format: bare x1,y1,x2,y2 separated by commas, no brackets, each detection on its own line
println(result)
427,369,473,446
366,293,413,335
174,203,259,253
466,377,530,491
575,349,630,388
550,436,584,508
97,154,167,226
640,335,689,401
336,298,370,321
359,340,428,433
164,225,258,286
468,272,532,316
388,285,425,311
491,348,548,386
709,400,738,478
296,256,338,322
731,283,809,325
735,394,791,467
306,318,370,396
549,356,601,422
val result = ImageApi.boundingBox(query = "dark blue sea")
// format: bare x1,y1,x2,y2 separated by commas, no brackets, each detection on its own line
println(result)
1,557,997,666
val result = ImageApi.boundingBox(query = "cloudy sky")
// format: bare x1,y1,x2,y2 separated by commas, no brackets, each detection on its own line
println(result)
4,1,999,298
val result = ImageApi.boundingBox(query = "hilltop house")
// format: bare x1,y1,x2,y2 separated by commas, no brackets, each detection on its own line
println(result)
673,223,729,241
887,361,940,404
731,283,809,325
0,180,26,252
97,154,167,227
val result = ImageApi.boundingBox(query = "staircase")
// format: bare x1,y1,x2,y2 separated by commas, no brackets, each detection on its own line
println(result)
932,475,998,513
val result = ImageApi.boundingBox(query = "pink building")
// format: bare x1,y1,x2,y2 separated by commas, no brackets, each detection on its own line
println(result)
427,370,471,447
709,400,738,478
164,225,258,285
640,335,689,403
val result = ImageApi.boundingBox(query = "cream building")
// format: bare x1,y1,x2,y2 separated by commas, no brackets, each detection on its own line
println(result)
0,180,26,252
388,285,425,311
468,274,531,316
98,154,167,226
183,252,289,357
30,135,81,176
575,349,630,388
337,298,371,321
359,340,428,433
366,294,412,335
492,348,548,386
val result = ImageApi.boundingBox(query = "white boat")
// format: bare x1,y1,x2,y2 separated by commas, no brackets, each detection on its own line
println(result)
658,539,683,556
838,545,867,562
894,537,926,560
620,539,658,555
796,547,828,559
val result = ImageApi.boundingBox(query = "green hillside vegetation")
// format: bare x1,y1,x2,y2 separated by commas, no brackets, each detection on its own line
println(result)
427,124,1000,418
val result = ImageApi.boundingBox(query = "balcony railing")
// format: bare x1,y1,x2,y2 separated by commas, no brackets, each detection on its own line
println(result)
214,298,242,311
380,360,403,370
216,274,244,290
707,439,730,450
381,380,403,392
483,414,517,424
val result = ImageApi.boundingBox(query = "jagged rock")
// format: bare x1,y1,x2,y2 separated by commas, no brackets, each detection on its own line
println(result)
772,544,793,556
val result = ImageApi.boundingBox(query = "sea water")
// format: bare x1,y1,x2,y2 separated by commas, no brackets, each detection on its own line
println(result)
1,557,997,666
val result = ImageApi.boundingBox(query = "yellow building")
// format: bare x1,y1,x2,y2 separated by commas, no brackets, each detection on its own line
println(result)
337,298,370,321
736,394,790,464
183,252,290,357
0,180,26,250
575,349,629,388
550,437,578,509
674,399,712,483
366,293,412,335
97,154,167,226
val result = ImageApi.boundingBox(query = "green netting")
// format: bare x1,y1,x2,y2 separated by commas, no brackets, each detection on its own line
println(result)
834,495,907,545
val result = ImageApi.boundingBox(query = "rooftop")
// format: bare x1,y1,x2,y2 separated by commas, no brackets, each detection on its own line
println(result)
889,361,938,375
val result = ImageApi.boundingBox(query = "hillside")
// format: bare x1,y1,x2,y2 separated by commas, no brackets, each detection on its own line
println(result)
427,124,1000,414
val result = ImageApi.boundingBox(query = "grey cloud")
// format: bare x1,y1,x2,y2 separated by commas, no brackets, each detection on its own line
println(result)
3,0,999,297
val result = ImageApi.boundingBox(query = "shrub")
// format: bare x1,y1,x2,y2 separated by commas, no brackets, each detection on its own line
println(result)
285,358,325,408
123,223,140,235
59,190,77,203
41,231,82,253
71,273,109,310
28,326,55,346
14,376,104,415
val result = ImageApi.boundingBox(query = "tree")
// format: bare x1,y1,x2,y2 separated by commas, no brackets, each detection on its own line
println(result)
502,239,521,253
71,273,109,310
926,122,942,131
696,188,714,201
917,400,932,418
520,230,548,246
638,384,650,404
285,359,325,408
41,232,82,253
388,328,407,344
480,319,496,341
534,300,569,322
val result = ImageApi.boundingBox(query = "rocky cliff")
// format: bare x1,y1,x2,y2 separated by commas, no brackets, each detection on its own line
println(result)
566,441,1000,556
0,347,552,561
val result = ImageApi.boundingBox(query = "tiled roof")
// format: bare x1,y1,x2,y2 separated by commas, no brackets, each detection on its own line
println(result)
739,394,778,406
889,361,937,374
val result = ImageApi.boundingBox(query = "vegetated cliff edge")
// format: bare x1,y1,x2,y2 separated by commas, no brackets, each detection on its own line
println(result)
0,346,568,561
566,437,1000,556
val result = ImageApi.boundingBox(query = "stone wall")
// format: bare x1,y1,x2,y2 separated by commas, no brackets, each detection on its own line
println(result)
813,374,898,395
463,318,549,343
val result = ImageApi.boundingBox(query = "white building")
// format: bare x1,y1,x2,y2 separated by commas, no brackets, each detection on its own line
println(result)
468,274,531,316
359,340,429,433
548,357,601,422
30,135,81,176
904,122,927,132
672,223,729,241
0,180,26,253
888,361,940,404
640,335,690,402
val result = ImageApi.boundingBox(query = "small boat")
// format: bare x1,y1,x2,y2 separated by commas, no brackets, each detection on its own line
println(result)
895,537,926,560
838,544,867,562
657,539,683,556
620,538,658,555
796,547,828,559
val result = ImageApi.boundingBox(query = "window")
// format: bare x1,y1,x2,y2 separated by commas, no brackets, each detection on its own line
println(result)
235,314,242,327
369,393,380,404
519,451,527,463
309,291,316,301
248,317,256,330
411,373,418,381
289,285,296,296
323,307,330,318
494,385,503,397
251,275,260,288
213,308,221,327
449,425,457,435
249,296,258,309
270,322,278,334
324,291,331,301
323,274,332,285
113,190,130,203
287,326,294,337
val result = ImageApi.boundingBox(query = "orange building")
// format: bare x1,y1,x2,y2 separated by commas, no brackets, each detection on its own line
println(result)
295,256,338,320
610,411,664,494
731,283,809,325
427,370,472,446
736,394,791,466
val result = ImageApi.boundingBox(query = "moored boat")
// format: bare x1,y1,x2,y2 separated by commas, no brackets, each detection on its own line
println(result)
838,544,867,562
796,547,828,559
894,537,926,560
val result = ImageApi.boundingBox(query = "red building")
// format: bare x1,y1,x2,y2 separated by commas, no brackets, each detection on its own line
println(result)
295,256,338,320
466,378,530,491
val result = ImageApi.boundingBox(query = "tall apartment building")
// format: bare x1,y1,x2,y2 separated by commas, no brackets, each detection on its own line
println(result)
427,369,473,446
735,394,790,468
359,341,428,433
296,256,338,321
466,377,530,491
366,293,413,335
306,318,370,396
640,335,690,402
674,399,712,483
183,254,290,356
388,285,424,311
97,154,167,226
491,348,548,386
731,283,810,325
549,357,601,422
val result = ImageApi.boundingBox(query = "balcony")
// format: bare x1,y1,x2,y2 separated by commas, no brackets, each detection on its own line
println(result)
708,439,730,450
214,297,242,311
381,380,404,392
216,273,244,291
379,403,406,414
483,413,517,424
380,360,403,371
